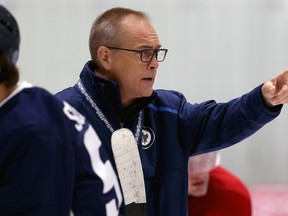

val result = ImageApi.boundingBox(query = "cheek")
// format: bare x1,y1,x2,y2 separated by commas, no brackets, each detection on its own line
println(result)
117,71,137,90
113,61,147,89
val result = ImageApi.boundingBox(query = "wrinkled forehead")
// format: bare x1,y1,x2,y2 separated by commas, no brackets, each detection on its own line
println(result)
188,151,220,174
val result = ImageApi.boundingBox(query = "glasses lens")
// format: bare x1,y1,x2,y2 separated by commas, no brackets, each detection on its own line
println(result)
141,49,167,62
141,50,154,62
157,50,166,62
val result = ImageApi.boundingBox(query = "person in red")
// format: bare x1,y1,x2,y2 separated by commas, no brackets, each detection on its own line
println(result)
188,152,252,216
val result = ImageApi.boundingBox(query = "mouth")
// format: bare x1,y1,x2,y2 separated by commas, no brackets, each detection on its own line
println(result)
192,180,205,186
142,77,153,81
142,77,155,84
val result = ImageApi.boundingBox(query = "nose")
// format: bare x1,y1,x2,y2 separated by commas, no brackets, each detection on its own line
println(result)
148,55,159,70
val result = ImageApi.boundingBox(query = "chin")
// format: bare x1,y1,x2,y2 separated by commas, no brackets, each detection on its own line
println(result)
142,89,153,97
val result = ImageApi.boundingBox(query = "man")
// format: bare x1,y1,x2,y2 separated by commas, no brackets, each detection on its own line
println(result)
56,7,288,216
0,5,123,216
188,152,252,216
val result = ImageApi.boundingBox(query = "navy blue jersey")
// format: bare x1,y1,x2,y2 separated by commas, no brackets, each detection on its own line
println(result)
0,82,123,216
56,61,281,216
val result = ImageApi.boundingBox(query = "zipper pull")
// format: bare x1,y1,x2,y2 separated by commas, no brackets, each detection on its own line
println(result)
120,122,124,128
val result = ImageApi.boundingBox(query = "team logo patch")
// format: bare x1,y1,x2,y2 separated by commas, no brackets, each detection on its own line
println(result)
141,126,155,149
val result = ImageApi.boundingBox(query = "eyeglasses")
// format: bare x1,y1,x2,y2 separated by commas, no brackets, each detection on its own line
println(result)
106,46,168,62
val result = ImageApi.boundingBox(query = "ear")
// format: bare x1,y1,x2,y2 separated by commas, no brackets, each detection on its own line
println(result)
98,46,112,70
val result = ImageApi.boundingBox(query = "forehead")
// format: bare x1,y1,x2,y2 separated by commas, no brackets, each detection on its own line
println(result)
188,152,218,174
121,15,161,48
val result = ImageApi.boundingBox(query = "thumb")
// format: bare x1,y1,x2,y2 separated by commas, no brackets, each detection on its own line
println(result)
262,80,276,96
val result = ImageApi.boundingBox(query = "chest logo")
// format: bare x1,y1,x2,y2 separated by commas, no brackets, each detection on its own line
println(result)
141,126,155,149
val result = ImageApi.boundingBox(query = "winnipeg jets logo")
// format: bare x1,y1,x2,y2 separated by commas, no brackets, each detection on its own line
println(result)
141,127,155,149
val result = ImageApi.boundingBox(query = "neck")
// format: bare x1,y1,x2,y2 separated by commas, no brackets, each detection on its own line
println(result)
0,84,17,103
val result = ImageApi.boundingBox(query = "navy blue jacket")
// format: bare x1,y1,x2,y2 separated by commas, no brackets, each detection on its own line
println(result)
0,83,123,216
56,61,281,216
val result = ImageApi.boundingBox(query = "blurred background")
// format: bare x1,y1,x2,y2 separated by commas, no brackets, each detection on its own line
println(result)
1,0,288,204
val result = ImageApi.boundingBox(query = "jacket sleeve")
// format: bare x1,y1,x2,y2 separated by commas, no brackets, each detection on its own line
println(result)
179,85,282,155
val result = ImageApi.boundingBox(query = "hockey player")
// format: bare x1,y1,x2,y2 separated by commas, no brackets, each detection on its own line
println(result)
187,152,252,216
0,5,123,216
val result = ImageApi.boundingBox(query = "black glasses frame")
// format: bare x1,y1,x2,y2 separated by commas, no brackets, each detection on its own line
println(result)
106,46,168,62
